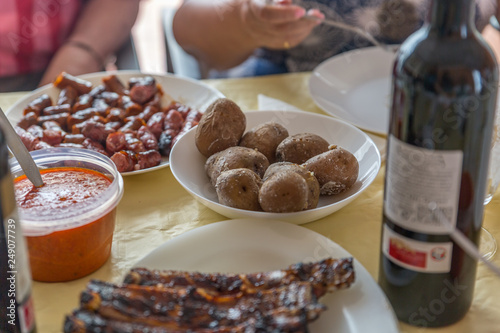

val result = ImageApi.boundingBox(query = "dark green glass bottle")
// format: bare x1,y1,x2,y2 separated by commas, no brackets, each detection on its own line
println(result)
378,0,498,327
0,127,37,333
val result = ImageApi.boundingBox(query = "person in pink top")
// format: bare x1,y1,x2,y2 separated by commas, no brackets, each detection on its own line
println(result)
0,0,140,92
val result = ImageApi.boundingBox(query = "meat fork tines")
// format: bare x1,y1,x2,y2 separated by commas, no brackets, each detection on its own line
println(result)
303,16,394,52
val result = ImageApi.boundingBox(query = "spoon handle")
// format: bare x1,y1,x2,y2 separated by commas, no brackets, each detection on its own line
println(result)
303,16,392,51
431,203,500,278
0,107,44,187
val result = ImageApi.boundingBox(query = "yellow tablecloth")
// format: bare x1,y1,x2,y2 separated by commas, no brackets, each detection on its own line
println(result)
2,72,500,333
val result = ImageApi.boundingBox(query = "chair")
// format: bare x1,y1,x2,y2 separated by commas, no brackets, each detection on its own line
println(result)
161,7,204,79
113,35,141,70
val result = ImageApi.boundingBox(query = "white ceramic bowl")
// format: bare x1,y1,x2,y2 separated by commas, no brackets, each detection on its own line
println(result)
170,110,381,224
5,70,224,175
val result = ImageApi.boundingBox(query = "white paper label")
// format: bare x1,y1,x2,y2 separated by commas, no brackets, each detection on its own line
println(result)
384,135,463,234
18,295,36,333
382,225,453,273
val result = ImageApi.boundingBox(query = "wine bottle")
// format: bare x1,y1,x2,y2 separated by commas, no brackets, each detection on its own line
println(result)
0,127,37,332
378,0,499,328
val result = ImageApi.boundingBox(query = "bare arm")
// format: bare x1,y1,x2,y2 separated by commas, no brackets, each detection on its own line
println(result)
483,26,500,65
172,0,322,70
483,2,500,69
40,0,141,86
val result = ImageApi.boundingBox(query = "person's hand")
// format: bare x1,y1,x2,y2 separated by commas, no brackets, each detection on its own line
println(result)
241,0,324,50
39,43,103,86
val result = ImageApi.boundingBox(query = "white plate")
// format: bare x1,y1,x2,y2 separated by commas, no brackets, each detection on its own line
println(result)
5,70,224,176
134,219,399,333
170,110,381,224
309,47,396,135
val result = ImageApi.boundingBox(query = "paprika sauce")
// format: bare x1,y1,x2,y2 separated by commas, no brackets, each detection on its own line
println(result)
14,167,115,282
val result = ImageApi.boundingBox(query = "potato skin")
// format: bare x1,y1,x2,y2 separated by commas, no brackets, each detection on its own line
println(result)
215,168,262,211
303,146,359,195
195,98,246,157
275,133,329,164
239,122,288,163
264,162,319,209
259,170,309,213
205,146,269,186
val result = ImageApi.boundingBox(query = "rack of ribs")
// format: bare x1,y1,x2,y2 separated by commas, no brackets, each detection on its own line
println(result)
124,257,355,298
64,257,355,332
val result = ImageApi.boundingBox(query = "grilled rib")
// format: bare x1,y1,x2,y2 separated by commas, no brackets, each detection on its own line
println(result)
65,309,313,333
64,310,253,333
123,257,355,298
80,280,325,329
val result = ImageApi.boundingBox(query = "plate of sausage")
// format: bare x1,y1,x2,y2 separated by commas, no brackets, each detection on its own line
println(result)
5,70,224,175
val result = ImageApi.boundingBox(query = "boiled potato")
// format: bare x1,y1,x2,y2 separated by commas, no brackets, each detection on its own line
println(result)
275,133,329,164
195,98,246,157
259,170,309,213
215,168,262,211
239,122,288,163
303,146,359,195
205,146,269,186
264,162,319,209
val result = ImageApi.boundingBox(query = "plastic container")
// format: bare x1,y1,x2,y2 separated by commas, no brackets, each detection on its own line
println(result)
9,148,124,282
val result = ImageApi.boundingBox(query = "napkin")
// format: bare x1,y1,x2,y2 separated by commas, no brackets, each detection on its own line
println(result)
257,94,387,160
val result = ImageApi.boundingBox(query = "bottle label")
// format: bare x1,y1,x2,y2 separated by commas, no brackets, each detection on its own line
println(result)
384,135,463,234
18,294,36,333
382,225,453,273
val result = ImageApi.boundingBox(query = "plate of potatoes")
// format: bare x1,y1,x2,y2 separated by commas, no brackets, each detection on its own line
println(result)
170,99,381,224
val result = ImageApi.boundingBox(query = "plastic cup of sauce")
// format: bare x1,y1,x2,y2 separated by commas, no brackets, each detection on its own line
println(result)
9,148,124,282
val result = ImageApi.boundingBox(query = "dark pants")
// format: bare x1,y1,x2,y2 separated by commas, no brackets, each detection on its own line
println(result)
0,72,44,92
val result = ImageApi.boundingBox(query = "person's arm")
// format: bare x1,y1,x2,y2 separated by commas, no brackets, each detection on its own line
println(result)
172,0,322,71
482,2,500,66
39,0,141,86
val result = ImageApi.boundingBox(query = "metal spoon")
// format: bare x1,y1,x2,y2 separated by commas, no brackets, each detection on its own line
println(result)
0,107,44,187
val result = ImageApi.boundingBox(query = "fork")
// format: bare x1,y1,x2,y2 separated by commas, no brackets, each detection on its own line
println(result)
302,16,393,52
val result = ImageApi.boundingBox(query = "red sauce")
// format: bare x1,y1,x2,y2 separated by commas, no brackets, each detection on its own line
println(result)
14,167,116,282
15,167,111,214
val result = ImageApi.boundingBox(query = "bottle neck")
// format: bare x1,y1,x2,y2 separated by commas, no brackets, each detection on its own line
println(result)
428,0,475,36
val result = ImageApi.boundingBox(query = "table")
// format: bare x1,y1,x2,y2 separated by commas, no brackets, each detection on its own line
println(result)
2,72,500,333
